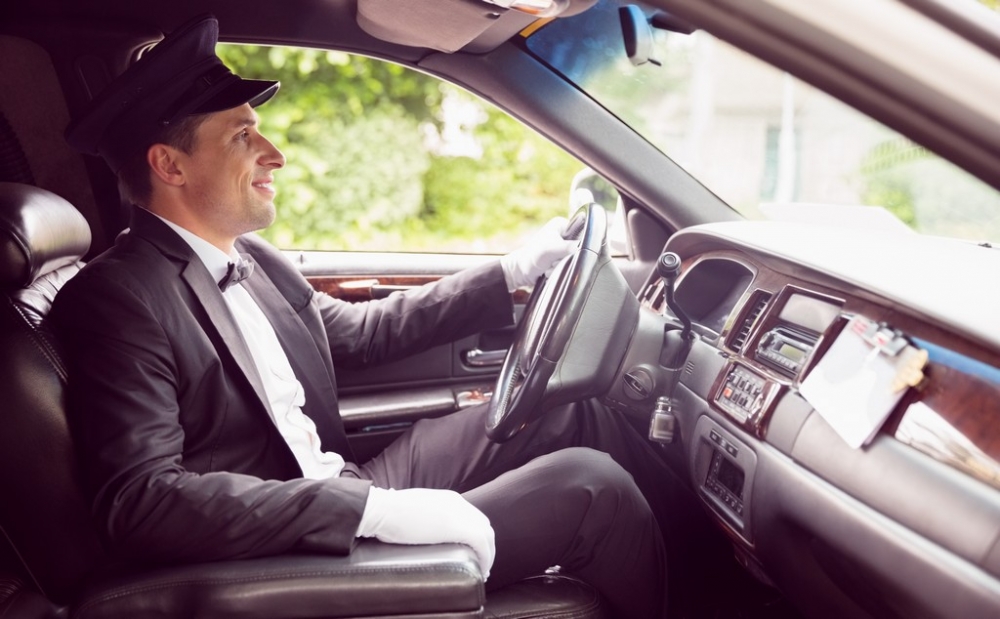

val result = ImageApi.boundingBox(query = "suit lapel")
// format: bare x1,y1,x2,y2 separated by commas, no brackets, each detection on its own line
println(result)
130,208,275,422
129,207,354,461
241,263,355,460
179,261,275,419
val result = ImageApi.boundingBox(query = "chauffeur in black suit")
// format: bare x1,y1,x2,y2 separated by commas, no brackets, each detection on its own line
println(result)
52,15,669,618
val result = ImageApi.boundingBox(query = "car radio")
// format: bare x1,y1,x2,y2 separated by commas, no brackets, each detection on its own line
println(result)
755,325,816,377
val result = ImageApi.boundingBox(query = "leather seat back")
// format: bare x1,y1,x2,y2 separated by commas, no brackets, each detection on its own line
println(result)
0,182,106,604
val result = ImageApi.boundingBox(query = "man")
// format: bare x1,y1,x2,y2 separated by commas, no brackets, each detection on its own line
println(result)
53,14,668,617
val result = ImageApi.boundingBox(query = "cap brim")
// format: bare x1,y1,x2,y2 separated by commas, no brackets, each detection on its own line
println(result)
191,78,280,115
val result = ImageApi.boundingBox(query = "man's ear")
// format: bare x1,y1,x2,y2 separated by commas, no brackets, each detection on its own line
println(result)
147,144,186,187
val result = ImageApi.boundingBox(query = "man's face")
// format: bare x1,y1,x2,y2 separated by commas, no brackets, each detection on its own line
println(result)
180,103,285,240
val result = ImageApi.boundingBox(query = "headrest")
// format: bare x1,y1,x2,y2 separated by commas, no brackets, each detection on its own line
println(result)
0,183,91,290
64,14,279,173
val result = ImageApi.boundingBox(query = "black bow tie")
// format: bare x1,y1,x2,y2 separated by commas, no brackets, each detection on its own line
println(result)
219,256,255,291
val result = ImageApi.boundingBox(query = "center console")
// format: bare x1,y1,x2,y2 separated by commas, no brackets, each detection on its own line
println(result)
692,415,758,542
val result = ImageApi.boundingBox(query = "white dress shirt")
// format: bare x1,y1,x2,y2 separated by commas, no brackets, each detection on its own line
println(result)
153,214,346,480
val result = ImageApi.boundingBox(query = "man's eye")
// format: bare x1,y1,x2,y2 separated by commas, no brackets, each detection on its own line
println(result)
237,130,250,141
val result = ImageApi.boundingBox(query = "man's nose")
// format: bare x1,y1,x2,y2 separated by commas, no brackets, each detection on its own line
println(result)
260,138,285,169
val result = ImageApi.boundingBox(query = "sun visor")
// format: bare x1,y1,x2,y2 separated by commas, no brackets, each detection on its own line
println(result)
357,0,596,53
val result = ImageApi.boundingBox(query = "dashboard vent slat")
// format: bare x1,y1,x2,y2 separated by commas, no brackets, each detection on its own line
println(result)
731,292,771,352
640,279,666,313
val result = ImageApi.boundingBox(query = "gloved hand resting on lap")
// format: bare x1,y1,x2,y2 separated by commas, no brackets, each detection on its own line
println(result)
356,486,496,580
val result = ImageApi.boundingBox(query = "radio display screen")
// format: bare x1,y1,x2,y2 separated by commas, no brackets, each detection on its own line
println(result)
779,343,806,362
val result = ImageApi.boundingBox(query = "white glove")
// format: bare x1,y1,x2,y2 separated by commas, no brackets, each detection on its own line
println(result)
356,487,496,580
500,217,577,292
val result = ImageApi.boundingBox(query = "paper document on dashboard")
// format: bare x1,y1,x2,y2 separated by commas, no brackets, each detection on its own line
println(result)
800,316,923,449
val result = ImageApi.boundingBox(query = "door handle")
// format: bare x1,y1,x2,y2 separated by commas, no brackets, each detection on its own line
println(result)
339,279,415,299
463,348,508,368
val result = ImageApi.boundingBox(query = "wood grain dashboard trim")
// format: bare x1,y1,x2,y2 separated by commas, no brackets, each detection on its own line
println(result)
307,275,532,304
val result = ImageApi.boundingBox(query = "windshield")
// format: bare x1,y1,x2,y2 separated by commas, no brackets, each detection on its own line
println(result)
525,0,1000,243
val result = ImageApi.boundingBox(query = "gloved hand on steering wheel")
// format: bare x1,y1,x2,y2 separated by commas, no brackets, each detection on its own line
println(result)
499,217,577,292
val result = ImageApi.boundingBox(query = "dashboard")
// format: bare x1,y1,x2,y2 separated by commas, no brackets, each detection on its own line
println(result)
617,220,1000,618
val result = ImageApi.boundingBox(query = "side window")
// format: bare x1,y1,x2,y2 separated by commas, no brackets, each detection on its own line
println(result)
217,44,606,254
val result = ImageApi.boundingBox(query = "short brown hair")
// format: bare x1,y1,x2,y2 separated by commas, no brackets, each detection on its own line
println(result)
116,113,209,206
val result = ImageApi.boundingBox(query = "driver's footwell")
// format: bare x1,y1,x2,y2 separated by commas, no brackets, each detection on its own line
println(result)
660,478,803,619
673,549,803,619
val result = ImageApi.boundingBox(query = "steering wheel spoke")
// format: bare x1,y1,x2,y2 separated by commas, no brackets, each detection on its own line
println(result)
486,204,616,442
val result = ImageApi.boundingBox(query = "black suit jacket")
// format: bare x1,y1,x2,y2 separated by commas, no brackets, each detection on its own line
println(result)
51,207,514,564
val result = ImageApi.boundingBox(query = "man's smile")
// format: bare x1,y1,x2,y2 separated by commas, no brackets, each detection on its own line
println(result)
252,177,275,195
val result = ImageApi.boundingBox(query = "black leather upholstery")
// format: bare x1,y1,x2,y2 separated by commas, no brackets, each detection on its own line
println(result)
0,183,103,603
76,542,484,619
0,182,90,290
0,182,606,618
0,573,63,619
485,575,605,618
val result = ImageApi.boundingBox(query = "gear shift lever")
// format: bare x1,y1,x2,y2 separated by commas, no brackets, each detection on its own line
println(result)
657,251,692,339
649,251,693,445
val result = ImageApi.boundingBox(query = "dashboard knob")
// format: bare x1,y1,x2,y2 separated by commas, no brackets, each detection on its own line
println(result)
657,252,682,280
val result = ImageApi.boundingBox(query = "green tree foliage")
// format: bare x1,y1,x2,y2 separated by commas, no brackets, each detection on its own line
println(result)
217,44,579,252
417,102,584,252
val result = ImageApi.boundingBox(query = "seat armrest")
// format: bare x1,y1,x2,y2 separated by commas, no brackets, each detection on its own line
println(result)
73,541,484,619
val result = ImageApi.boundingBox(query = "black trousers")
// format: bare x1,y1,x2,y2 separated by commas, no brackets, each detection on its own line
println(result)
348,400,671,619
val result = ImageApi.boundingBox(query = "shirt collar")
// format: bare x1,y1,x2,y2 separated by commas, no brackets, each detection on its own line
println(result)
145,208,237,284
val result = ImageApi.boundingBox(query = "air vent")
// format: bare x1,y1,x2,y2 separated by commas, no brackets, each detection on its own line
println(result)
730,291,771,352
640,279,666,313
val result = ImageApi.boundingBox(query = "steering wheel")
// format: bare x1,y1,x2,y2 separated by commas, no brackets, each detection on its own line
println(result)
486,203,611,442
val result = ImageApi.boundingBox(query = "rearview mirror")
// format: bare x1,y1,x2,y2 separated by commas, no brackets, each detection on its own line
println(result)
619,5,658,66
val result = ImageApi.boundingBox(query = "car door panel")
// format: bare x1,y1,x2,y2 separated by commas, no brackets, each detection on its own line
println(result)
293,244,639,459
293,250,520,457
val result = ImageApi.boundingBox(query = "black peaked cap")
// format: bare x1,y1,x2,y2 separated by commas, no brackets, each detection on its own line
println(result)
65,14,279,172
